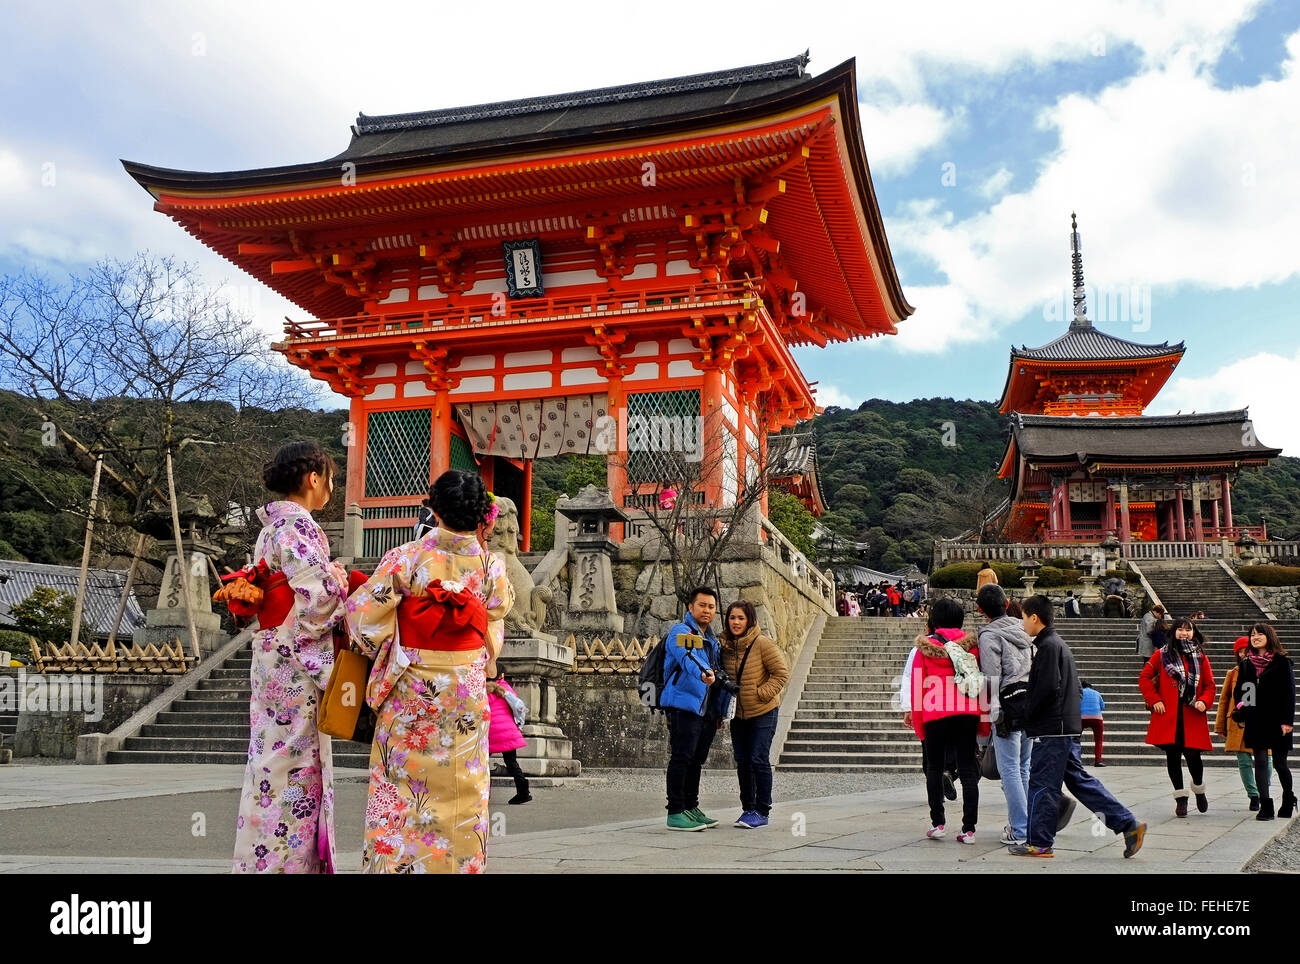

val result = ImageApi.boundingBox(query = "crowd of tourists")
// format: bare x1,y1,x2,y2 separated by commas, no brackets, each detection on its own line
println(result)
896,588,1295,857
838,581,928,618
227,439,1295,872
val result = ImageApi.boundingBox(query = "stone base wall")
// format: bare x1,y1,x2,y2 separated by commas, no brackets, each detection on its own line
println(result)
1249,586,1300,620
9,675,175,759
555,673,733,769
554,540,832,769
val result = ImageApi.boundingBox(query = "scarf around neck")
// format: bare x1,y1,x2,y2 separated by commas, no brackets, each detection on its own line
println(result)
1161,635,1203,707
1248,649,1274,675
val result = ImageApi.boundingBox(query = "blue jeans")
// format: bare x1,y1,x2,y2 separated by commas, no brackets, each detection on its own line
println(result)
731,708,778,816
993,728,1033,838
1026,736,1136,849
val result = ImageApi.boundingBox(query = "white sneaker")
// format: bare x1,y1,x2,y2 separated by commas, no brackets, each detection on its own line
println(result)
926,824,946,839
999,825,1025,846
957,830,976,845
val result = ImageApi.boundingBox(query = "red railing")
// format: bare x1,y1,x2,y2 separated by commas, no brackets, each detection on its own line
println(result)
279,279,763,342
1045,525,1267,543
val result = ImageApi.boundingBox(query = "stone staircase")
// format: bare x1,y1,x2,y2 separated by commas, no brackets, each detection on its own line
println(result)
105,640,372,768
1138,559,1266,621
778,615,1300,773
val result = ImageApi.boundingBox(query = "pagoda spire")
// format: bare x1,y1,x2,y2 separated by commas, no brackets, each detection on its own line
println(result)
1070,211,1091,329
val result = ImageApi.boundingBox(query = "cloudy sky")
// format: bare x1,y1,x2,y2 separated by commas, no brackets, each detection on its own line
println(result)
3,1,1298,451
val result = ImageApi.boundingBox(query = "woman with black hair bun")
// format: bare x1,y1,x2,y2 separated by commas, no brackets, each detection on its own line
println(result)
345,469,514,874
230,440,348,874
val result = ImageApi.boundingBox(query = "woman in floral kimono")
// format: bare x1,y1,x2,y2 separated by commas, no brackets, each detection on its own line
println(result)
231,441,346,873
346,469,514,874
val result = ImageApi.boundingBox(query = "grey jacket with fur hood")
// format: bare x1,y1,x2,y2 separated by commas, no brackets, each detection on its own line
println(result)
977,615,1033,723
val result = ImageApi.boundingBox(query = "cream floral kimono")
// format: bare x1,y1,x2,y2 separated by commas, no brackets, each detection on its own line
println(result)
232,501,344,874
345,526,513,874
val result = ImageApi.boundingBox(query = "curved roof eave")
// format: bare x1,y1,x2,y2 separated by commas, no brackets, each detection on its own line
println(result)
121,59,913,325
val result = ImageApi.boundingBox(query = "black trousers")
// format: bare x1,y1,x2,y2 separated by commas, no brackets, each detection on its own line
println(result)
1255,743,1294,799
1161,704,1203,790
501,749,529,793
923,715,979,832
666,709,717,814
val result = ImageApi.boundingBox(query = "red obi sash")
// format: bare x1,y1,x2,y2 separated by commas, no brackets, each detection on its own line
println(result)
396,580,488,652
215,560,367,634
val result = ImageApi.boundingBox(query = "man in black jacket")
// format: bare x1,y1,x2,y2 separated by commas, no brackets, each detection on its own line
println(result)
1009,595,1147,859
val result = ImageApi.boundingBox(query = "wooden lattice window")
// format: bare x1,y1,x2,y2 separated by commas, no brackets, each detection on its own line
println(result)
364,409,431,498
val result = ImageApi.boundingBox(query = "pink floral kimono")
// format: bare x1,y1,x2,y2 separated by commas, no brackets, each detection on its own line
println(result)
232,501,344,874
345,526,513,874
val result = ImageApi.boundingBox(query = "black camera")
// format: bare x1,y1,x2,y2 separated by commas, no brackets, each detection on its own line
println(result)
713,668,740,696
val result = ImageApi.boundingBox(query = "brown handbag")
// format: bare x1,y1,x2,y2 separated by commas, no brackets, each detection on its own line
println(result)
319,647,376,743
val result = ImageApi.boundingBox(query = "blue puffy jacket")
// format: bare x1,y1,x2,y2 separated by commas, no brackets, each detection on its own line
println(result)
660,613,720,716
1080,687,1105,717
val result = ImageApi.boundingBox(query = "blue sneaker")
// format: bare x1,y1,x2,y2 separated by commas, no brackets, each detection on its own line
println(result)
735,811,768,829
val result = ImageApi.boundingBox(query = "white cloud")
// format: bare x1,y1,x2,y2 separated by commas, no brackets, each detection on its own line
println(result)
858,102,956,176
889,28,1300,353
979,167,1014,199
1154,349,1300,456
814,383,859,410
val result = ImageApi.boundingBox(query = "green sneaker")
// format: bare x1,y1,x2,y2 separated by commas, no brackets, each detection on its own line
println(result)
667,811,708,832
688,807,719,828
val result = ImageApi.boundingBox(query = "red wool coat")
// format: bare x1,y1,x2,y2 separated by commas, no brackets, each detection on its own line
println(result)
1138,650,1216,750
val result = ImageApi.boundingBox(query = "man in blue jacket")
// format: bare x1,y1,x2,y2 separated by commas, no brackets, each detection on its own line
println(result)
661,587,722,831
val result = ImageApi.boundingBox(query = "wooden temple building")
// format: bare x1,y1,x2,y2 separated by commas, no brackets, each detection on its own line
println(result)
124,54,910,558
995,215,1280,546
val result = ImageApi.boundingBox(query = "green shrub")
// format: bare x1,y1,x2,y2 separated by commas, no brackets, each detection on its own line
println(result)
1238,565,1300,587
0,628,33,664
930,561,1022,589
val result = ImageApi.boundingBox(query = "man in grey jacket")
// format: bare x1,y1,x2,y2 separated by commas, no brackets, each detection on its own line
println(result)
976,584,1035,846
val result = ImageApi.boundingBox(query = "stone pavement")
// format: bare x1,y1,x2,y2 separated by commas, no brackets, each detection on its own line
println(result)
0,763,1290,873
487,766,1293,873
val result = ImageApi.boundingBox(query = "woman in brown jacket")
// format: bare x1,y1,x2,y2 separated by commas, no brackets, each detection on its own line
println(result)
720,600,790,829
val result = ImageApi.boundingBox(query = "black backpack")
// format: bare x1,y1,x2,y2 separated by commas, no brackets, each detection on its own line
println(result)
637,634,675,713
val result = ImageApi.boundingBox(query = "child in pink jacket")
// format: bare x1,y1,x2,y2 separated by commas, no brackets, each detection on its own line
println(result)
487,674,531,804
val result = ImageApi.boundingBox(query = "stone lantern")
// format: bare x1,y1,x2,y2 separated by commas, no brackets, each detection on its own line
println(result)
556,484,629,636
1236,532,1259,566
1099,533,1122,573
1018,557,1042,595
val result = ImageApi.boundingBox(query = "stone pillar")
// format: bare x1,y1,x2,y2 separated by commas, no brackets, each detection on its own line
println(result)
341,502,363,561
497,633,580,777
134,549,224,658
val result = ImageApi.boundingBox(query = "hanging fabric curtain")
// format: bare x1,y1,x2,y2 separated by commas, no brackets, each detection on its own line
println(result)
455,394,608,459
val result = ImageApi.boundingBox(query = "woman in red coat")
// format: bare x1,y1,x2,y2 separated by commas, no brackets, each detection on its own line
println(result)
1139,617,1216,817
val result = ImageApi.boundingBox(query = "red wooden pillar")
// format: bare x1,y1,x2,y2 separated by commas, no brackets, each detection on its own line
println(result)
345,394,367,508
1060,480,1072,532
1223,475,1234,529
606,374,627,541
1191,480,1205,543
1175,481,1187,540
1211,493,1220,531
431,387,451,483
1118,481,1131,544
520,459,532,552
700,367,724,507
1105,484,1117,533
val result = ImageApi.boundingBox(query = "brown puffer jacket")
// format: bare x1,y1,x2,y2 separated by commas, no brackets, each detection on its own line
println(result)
1216,663,1252,753
720,625,790,719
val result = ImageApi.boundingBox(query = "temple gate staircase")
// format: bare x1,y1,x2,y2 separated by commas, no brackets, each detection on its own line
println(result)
105,639,372,768
779,612,1300,773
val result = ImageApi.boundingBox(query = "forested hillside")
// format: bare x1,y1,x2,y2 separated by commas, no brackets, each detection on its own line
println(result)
2,391,1296,577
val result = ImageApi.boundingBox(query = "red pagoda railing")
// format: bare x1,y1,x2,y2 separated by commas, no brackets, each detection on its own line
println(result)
280,279,763,342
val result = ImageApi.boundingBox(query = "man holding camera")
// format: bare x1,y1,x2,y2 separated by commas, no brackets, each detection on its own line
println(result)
661,587,724,831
